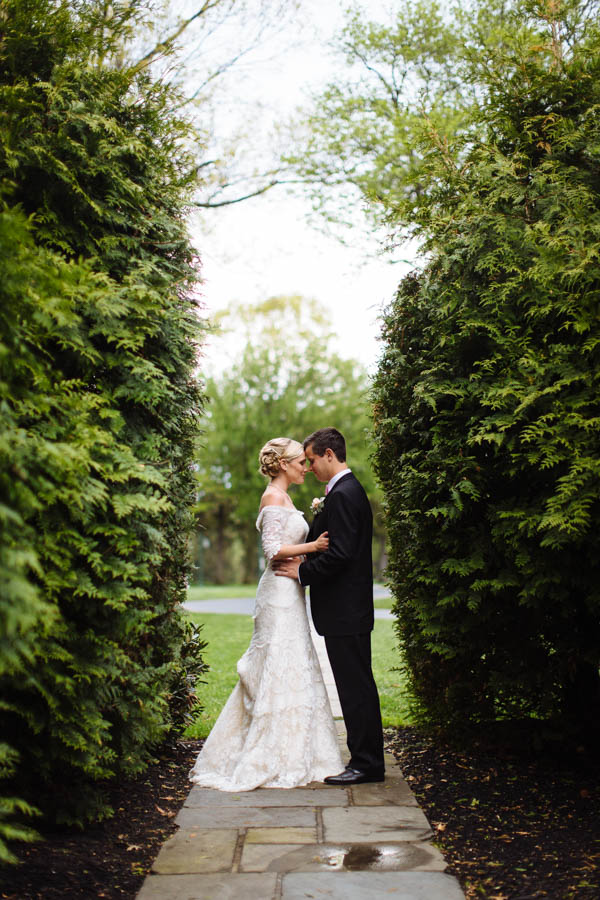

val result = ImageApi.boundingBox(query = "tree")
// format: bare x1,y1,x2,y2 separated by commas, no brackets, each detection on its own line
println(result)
285,0,575,238
0,0,206,857
284,0,471,235
91,0,303,210
195,296,384,583
372,0,600,735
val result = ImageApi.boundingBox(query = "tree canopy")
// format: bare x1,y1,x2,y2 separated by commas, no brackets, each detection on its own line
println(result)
126,0,302,209
286,0,600,239
284,0,472,233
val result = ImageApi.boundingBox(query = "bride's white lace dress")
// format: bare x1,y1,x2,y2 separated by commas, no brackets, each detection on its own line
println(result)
189,505,343,791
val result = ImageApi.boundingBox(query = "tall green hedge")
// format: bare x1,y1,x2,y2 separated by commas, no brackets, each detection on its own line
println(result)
0,0,206,860
372,2,600,734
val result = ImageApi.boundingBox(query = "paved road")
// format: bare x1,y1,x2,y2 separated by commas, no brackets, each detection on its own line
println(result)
184,597,393,619
184,599,393,619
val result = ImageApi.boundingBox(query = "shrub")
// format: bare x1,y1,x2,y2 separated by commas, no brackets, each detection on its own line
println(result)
372,1,600,734
0,0,207,856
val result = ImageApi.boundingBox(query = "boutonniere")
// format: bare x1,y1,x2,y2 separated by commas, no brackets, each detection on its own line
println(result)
310,496,325,516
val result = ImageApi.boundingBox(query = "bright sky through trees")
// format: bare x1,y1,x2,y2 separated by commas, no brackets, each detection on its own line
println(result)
189,0,410,373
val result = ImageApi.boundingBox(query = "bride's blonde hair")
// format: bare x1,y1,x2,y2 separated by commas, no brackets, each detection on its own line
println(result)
258,437,304,478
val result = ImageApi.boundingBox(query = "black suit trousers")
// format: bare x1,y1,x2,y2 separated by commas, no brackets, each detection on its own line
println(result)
324,633,384,775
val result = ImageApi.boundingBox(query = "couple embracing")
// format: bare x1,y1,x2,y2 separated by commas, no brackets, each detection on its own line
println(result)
190,427,385,790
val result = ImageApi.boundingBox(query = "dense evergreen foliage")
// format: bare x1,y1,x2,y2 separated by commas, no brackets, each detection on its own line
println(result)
373,0,600,733
0,0,206,860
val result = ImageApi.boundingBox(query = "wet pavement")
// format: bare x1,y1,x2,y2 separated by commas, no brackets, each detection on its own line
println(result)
136,617,466,900
136,746,464,898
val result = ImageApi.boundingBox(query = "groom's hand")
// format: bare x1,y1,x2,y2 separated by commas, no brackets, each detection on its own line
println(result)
272,557,301,580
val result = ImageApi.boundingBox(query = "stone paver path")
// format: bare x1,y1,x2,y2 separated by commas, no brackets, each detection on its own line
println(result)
137,607,465,899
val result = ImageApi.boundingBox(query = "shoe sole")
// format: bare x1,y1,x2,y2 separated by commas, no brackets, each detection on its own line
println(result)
323,776,385,785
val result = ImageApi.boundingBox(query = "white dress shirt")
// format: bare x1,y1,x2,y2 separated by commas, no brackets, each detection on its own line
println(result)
325,468,352,494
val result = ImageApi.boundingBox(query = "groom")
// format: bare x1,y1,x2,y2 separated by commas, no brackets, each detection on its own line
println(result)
273,427,385,784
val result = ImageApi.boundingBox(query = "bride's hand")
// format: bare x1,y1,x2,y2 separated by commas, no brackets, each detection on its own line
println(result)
313,531,329,552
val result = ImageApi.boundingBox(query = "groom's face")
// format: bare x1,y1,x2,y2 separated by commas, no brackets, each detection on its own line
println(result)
305,445,333,483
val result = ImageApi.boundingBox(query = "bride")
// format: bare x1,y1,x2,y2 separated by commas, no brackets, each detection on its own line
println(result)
189,437,343,791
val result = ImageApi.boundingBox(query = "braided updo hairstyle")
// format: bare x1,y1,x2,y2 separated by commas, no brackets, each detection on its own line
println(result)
258,438,304,478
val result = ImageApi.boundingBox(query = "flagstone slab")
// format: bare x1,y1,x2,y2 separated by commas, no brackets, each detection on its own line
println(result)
177,805,316,829
152,828,237,875
240,841,447,874
185,786,348,808
137,872,278,900
303,780,351,790
349,776,418,807
245,826,317,843
240,843,301,872
281,871,465,899
322,807,432,843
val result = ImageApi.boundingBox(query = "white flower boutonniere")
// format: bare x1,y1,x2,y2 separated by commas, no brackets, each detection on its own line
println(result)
310,496,325,516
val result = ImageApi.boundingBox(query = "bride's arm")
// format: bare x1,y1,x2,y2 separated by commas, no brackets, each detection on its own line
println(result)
258,495,328,562
271,532,329,560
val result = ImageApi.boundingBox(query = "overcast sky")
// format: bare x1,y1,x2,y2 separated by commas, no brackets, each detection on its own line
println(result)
188,0,414,373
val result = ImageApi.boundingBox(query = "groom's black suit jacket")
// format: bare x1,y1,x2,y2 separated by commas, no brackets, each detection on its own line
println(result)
299,472,373,636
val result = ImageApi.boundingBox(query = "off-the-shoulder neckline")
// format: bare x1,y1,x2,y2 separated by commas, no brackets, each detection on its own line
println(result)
257,505,304,515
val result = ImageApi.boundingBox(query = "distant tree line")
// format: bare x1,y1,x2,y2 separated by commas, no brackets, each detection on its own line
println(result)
194,296,386,585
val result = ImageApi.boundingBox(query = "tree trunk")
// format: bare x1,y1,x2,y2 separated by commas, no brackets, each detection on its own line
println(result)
373,534,388,580
563,657,600,737
211,504,228,584
241,525,259,584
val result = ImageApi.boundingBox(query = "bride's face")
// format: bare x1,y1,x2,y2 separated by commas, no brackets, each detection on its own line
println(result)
285,453,307,485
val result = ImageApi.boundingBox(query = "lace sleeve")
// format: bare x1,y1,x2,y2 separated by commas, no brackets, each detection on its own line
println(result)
256,507,286,562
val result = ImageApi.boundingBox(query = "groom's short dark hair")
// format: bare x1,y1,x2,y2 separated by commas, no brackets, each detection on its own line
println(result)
304,428,346,462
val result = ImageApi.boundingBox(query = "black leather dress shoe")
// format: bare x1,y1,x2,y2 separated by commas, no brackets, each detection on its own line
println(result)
323,767,385,785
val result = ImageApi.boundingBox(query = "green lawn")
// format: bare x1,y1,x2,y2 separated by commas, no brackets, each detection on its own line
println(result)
372,618,413,729
187,584,257,601
373,593,394,611
188,583,393,609
185,613,254,739
184,612,411,739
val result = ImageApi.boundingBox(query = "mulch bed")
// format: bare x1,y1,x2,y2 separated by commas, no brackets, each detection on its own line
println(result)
3,728,599,899
1,739,203,900
385,725,600,899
